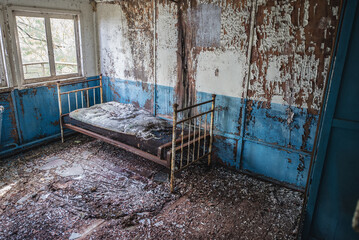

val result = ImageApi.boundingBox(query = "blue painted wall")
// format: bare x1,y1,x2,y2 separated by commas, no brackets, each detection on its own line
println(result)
304,1,359,239
0,76,99,155
102,76,318,190
0,74,321,190
95,0,341,192
0,92,18,148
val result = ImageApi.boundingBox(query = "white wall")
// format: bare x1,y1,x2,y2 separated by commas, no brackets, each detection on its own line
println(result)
0,0,97,87
96,0,340,114
97,1,155,84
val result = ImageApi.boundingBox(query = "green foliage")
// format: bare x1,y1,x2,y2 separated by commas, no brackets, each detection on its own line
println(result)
16,16,78,78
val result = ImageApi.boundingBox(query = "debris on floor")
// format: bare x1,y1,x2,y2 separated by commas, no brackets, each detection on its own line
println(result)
0,135,303,239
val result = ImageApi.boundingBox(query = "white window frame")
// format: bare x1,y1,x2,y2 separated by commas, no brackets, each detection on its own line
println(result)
0,6,11,89
8,6,83,86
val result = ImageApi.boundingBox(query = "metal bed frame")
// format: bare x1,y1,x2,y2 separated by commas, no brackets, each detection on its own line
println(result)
56,75,216,192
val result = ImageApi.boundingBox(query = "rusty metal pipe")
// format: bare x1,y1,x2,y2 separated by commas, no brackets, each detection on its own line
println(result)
180,122,184,168
57,77,100,87
93,88,96,105
64,123,168,167
187,120,191,165
176,109,214,125
86,89,90,108
81,91,84,108
170,103,178,193
192,118,196,162
197,115,202,159
208,94,216,166
176,99,213,113
56,82,64,143
75,92,78,109
100,74,103,104
204,114,208,153
68,94,71,113
166,134,210,159
175,152,211,173
60,85,100,95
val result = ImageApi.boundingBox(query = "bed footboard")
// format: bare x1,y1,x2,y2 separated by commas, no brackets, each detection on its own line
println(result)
170,94,216,192
56,75,216,193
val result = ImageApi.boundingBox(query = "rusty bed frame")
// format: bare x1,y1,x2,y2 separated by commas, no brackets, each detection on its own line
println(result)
56,75,216,192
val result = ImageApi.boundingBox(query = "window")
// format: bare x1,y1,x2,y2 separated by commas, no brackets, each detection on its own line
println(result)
0,33,7,88
0,7,9,88
12,8,81,84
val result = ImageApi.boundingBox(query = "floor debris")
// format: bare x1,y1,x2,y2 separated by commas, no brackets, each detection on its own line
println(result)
0,135,303,239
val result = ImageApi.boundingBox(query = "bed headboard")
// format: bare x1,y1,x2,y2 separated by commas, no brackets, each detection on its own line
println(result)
56,74,103,142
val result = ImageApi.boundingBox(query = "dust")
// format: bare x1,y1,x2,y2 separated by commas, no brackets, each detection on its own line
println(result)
70,102,172,140
0,135,303,239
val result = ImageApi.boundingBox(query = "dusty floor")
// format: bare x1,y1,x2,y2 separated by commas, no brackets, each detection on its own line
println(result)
0,135,303,240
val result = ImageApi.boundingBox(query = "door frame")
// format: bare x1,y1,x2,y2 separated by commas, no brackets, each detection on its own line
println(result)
302,0,359,238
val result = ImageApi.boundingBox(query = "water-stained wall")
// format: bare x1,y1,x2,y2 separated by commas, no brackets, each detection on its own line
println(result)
98,0,155,110
97,0,341,190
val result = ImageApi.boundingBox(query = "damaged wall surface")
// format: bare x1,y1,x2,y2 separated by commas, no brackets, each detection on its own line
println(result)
97,0,341,190
98,1,155,110
304,1,359,239
0,0,98,155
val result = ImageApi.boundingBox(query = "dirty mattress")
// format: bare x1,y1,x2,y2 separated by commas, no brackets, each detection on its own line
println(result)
64,101,174,156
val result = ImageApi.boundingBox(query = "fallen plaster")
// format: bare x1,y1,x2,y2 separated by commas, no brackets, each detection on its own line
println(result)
0,135,303,239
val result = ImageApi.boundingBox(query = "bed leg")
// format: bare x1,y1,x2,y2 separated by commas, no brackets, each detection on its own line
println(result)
208,94,216,167
57,82,65,143
170,103,178,193
60,124,64,143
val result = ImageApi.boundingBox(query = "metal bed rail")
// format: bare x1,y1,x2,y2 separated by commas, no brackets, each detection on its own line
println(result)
170,94,216,192
56,74,103,143
56,75,216,193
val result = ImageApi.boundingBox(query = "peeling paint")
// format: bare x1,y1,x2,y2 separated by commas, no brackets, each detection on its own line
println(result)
96,0,341,189
0,92,18,147
98,1,155,85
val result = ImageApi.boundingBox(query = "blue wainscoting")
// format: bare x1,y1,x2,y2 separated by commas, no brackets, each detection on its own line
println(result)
0,76,100,156
101,76,318,190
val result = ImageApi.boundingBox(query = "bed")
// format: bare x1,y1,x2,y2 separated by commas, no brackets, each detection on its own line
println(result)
56,75,216,192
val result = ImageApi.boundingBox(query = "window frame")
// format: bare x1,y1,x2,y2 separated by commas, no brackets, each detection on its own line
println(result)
0,6,11,89
9,6,83,86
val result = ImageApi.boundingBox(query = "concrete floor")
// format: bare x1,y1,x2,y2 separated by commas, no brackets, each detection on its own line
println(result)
0,135,303,240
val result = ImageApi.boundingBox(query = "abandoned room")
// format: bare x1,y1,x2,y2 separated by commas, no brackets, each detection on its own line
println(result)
0,0,358,239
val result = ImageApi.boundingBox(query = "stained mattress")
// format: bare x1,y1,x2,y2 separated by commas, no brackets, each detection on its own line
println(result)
64,101,174,156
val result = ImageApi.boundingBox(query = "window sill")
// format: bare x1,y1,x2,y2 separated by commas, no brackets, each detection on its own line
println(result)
0,87,13,93
20,76,86,89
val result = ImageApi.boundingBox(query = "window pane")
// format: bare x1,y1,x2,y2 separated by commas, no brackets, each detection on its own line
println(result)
51,18,78,75
0,62,6,87
0,53,5,87
16,16,50,79
0,29,5,87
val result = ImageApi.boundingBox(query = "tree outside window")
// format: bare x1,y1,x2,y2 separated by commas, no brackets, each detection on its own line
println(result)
14,11,81,83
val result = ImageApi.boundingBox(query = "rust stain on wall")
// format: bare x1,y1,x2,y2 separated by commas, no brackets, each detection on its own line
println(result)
99,1,154,88
174,0,251,110
0,93,19,143
301,114,314,150
98,0,156,111
119,0,154,86
175,0,197,110
297,155,305,172
245,99,254,132
245,0,341,149
98,0,341,154
248,0,340,114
